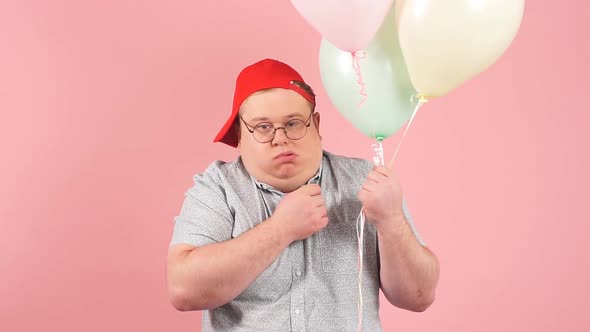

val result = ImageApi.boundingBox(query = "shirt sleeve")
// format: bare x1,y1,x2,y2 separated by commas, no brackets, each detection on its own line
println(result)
402,197,427,246
169,168,234,247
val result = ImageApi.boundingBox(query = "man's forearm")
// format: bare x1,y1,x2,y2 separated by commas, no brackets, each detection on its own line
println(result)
377,217,440,312
168,218,291,311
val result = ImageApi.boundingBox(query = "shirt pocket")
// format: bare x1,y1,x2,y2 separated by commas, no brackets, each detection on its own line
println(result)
317,210,363,274
317,197,381,276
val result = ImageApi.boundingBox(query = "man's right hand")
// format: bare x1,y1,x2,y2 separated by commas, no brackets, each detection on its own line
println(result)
271,184,328,243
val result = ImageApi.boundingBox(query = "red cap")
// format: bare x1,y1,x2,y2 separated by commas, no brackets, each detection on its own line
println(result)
213,58,316,147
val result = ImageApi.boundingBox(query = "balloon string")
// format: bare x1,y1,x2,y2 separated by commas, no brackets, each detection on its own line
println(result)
352,51,368,108
372,139,385,167
358,95,426,331
356,138,384,332
357,94,425,329
356,207,365,332
387,94,427,168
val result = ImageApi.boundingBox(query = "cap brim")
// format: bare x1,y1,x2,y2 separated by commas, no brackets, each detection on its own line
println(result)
213,106,239,147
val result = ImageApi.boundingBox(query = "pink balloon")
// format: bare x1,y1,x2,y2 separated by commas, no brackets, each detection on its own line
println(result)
291,0,395,52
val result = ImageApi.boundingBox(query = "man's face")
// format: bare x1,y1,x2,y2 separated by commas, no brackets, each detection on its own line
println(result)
237,88,322,193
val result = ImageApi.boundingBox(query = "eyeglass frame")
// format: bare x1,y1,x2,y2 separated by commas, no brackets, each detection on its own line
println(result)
238,111,315,143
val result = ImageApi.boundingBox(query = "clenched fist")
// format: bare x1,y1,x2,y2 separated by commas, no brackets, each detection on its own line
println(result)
271,184,328,243
358,166,405,227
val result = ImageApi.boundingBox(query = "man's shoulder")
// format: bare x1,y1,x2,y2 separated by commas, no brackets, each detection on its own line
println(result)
323,150,373,175
199,157,244,177
190,157,248,190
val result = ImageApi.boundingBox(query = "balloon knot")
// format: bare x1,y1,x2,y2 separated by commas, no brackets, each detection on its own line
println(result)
411,93,429,106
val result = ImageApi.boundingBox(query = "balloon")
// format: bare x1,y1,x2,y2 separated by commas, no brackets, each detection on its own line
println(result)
319,6,417,140
395,0,525,98
291,0,395,52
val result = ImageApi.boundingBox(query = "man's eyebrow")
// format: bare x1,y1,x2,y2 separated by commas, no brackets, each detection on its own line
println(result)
249,116,270,122
249,113,305,122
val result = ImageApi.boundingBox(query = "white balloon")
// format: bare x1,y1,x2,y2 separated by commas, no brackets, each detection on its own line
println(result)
291,0,394,52
395,0,525,98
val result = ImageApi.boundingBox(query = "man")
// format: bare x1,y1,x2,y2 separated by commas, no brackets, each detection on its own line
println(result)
167,58,439,331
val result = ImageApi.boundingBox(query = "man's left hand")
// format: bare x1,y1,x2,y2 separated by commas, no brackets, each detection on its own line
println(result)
358,166,405,228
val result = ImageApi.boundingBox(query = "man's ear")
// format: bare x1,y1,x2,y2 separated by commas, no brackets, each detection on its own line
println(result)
313,112,321,132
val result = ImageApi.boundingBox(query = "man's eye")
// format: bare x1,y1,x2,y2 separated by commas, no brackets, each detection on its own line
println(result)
256,124,272,130
287,120,302,128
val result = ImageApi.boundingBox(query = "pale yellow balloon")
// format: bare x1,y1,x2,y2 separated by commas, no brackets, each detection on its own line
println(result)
395,0,525,98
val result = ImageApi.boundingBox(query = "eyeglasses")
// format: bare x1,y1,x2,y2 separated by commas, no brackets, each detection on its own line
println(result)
240,112,314,143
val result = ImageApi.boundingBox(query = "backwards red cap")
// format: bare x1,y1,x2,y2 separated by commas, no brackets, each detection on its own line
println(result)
213,58,316,147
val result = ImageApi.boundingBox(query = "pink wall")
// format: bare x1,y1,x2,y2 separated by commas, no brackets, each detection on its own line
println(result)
1,0,588,331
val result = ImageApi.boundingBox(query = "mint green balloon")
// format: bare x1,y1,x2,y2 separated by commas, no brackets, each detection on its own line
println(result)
319,7,416,140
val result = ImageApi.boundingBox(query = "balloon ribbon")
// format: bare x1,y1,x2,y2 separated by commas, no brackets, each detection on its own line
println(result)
352,50,368,108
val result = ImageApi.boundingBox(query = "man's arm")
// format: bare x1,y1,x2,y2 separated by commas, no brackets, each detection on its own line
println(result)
167,218,291,311
166,184,328,311
358,166,440,312
376,217,439,312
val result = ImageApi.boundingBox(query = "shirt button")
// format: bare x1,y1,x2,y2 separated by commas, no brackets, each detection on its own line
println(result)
295,309,301,315
295,270,302,277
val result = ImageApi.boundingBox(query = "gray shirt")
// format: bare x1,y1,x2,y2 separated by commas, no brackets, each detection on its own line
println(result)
170,150,425,331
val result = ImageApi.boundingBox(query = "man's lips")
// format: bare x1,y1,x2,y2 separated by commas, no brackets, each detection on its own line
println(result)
274,151,297,160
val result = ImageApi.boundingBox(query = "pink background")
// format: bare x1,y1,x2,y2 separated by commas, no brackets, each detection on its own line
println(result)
1,0,588,331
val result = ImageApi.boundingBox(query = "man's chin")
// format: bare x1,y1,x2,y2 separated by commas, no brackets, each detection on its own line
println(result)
274,169,297,180
273,164,300,178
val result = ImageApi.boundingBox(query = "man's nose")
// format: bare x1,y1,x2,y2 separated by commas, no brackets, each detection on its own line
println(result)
271,128,289,145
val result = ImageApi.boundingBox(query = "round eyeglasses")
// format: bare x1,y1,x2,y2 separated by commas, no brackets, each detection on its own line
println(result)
240,112,314,143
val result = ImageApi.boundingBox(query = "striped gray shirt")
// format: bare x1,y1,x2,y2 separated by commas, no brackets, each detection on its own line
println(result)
170,150,425,331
